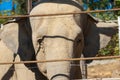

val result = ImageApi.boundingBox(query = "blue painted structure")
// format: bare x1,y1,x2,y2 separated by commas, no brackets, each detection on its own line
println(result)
0,0,17,15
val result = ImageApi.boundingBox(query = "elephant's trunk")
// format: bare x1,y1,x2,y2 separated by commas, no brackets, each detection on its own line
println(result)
44,37,73,80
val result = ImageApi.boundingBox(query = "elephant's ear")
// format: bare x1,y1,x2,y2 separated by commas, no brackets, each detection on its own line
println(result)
0,23,19,53
82,14,117,63
0,20,35,61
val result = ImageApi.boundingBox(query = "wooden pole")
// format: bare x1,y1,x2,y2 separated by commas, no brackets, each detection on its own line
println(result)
118,16,120,55
0,56,120,65
0,8,119,19
27,0,32,14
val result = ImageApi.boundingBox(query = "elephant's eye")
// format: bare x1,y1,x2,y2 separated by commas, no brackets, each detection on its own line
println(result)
74,39,81,47
76,39,81,44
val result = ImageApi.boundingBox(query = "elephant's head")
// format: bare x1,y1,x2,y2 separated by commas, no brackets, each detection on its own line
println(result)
29,0,118,79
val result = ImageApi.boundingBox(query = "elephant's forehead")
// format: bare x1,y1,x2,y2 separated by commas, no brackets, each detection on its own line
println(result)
30,2,81,15
30,2,82,39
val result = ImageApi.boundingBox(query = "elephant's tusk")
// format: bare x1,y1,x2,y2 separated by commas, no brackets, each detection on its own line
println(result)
0,24,4,30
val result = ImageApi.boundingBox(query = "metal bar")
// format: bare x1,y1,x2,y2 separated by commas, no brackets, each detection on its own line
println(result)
0,56,119,65
0,8,120,19
27,0,32,14
118,16,120,55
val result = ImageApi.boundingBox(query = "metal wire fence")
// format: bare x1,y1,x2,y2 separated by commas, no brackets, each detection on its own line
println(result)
0,8,120,65
0,7,120,80
0,8,120,19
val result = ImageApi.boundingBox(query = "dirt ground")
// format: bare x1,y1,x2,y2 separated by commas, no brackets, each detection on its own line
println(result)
87,59,120,79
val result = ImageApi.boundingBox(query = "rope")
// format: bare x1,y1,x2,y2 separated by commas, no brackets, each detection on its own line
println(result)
0,56,119,65
0,8,120,19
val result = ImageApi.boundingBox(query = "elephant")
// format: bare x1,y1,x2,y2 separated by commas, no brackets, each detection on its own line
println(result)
29,0,117,80
0,0,117,80
0,18,47,80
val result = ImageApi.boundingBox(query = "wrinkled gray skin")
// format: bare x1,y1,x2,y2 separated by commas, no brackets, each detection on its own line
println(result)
30,0,117,80
0,18,47,80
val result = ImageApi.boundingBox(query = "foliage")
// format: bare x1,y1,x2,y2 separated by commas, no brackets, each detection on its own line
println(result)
98,1,119,56
82,0,117,21
98,33,119,56
13,0,27,14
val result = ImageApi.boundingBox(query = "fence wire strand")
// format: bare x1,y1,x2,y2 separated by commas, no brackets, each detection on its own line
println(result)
0,8,120,19
0,56,119,65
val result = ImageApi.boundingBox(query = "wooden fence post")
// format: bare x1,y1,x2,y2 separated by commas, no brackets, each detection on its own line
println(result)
118,16,120,55
27,0,32,14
